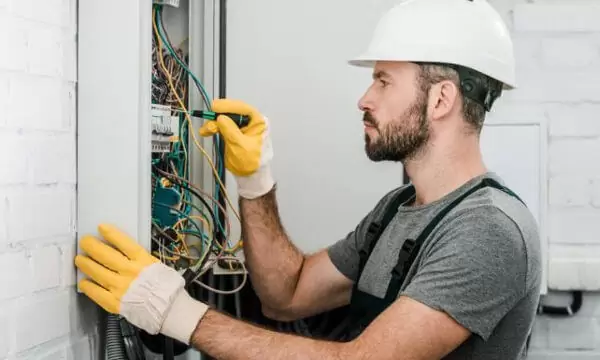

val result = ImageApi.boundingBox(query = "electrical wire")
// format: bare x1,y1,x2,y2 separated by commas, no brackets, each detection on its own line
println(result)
143,8,249,360
149,6,247,309
155,6,231,250
153,167,219,272
153,166,233,248
156,8,211,109
153,7,241,229
155,15,230,257
193,256,247,295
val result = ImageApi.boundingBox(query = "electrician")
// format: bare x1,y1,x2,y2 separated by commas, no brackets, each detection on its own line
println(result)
75,0,542,359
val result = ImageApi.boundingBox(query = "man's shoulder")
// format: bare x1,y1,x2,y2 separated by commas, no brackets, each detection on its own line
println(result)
437,181,538,247
433,181,542,292
451,182,539,241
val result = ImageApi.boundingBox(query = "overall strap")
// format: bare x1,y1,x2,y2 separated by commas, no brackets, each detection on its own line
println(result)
383,178,525,301
355,186,416,282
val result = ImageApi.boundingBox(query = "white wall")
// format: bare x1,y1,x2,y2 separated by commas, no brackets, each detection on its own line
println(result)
0,0,99,359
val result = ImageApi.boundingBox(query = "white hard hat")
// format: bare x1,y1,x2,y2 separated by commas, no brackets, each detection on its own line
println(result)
349,0,516,90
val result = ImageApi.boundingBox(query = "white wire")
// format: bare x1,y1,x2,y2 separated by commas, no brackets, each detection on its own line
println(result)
193,255,247,295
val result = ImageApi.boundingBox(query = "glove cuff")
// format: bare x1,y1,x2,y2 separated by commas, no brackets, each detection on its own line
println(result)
161,288,209,345
236,164,275,199
121,262,186,335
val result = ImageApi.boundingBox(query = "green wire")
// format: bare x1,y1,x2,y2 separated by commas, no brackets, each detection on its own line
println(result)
154,4,232,249
153,202,206,239
182,197,226,238
180,229,209,241
178,114,193,215
155,6,212,109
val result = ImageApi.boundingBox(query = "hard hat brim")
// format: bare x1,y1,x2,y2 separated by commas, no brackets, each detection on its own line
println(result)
347,57,516,90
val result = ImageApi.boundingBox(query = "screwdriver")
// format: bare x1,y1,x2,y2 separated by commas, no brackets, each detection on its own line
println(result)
191,110,250,128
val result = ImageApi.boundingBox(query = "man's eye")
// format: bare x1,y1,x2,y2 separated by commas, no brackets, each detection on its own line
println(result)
379,79,389,87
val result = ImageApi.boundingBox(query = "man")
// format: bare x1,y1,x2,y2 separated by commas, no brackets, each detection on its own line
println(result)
75,0,542,359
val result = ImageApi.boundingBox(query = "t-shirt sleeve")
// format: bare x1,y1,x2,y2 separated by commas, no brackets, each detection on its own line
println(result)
400,205,528,341
327,214,371,282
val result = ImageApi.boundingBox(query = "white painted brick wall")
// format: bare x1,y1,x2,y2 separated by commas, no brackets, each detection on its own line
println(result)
0,0,100,359
499,0,600,358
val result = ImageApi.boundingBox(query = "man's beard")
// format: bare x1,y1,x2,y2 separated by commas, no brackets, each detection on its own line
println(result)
363,96,430,163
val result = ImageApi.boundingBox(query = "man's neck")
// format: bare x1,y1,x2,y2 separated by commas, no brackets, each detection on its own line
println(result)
404,139,487,206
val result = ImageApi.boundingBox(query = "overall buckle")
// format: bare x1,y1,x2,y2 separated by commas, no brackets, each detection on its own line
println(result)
391,238,416,278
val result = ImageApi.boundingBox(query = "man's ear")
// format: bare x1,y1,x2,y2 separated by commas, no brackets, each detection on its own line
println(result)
428,80,460,121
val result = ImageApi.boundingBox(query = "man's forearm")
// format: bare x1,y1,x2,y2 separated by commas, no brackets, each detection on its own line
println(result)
190,309,348,360
239,186,305,310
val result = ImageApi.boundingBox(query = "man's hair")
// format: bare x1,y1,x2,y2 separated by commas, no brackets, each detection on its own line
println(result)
416,63,502,134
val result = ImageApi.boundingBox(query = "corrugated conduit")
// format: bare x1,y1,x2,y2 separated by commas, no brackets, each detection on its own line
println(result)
106,314,128,360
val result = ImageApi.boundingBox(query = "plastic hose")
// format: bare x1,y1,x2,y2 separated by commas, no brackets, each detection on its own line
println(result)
539,291,583,316
106,314,128,360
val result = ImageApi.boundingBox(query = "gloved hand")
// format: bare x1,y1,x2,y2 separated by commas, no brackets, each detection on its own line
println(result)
199,99,275,199
74,224,208,345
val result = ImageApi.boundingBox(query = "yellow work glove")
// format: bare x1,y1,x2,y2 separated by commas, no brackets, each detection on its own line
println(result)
75,224,208,345
199,99,275,199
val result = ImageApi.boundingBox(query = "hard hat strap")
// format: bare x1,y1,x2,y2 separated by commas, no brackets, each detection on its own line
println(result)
445,64,503,112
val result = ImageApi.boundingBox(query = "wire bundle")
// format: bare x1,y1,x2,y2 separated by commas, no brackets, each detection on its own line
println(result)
150,4,245,295
152,43,187,107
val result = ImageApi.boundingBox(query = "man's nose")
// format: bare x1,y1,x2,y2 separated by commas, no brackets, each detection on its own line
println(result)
358,88,374,112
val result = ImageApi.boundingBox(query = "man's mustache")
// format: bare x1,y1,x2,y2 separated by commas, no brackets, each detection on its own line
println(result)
363,112,377,127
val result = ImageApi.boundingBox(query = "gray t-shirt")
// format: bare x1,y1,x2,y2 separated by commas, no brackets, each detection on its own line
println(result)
327,172,542,360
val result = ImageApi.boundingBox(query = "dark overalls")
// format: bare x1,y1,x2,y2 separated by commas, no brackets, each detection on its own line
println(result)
306,177,524,341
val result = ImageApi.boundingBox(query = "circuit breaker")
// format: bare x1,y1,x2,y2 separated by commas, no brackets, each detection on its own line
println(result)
151,104,178,153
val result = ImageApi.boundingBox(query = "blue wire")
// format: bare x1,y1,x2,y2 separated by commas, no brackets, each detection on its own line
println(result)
155,7,212,110
156,5,231,247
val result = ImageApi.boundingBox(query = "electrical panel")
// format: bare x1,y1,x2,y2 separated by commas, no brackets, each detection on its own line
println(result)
79,1,245,358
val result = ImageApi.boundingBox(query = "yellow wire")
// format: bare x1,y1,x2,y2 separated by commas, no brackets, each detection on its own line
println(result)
173,216,210,240
153,12,242,249
152,251,180,261
172,215,233,256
